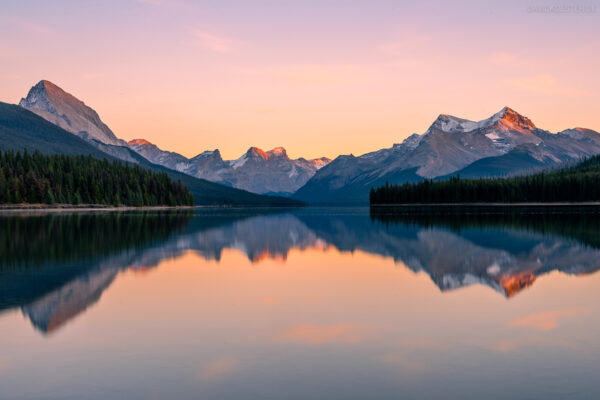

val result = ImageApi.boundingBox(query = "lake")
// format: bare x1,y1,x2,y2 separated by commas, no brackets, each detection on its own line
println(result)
1,207,599,399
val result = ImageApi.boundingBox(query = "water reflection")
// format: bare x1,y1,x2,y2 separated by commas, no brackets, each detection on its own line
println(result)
1,207,599,335
0,211,193,333
369,206,600,297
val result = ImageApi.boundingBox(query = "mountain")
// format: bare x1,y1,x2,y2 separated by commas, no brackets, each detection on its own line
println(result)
0,102,303,206
128,140,331,195
224,146,331,194
294,107,600,204
19,80,126,146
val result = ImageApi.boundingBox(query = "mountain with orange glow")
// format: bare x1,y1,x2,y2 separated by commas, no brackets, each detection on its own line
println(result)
129,140,331,195
295,107,600,204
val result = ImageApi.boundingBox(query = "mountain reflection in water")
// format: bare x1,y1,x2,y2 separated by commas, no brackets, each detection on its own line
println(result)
1,207,599,334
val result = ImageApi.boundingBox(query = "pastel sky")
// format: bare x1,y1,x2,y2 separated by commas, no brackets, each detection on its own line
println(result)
1,0,599,160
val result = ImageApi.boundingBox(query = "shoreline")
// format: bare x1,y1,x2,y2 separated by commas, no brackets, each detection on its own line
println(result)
0,204,197,214
2,202,600,214
0,203,306,214
370,202,600,207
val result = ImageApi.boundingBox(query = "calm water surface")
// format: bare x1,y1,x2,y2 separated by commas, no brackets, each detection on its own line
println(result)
1,207,600,399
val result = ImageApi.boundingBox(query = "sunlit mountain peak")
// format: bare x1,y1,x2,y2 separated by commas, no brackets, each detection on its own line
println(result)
128,138,154,146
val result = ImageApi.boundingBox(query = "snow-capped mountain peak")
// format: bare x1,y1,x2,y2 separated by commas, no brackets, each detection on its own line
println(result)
427,107,536,135
429,114,477,133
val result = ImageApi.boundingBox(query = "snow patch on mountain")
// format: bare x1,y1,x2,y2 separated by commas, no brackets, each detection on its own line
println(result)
230,154,248,169
308,157,332,169
288,166,298,178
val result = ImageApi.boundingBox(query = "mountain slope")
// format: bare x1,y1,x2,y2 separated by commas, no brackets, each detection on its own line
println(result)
295,107,600,204
19,80,125,146
371,153,600,204
0,102,117,158
0,102,303,206
439,144,552,179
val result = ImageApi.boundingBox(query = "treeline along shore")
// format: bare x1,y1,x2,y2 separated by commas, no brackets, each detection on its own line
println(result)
370,154,600,205
0,150,194,206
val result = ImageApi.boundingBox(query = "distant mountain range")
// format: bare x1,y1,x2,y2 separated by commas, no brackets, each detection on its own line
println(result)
13,80,600,205
294,107,600,204
128,140,331,195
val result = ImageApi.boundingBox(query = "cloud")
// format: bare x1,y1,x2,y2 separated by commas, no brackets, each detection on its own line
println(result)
197,356,241,381
192,30,237,54
2,17,58,39
0,44,21,60
276,323,368,344
509,307,591,331
256,108,277,115
0,358,8,375
269,64,363,85
378,352,430,372
135,0,175,5
489,335,581,353
260,295,280,303
82,72,104,80
377,34,432,56
488,51,520,66
509,74,588,97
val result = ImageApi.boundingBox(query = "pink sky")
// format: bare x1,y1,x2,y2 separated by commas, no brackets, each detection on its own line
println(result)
1,0,599,160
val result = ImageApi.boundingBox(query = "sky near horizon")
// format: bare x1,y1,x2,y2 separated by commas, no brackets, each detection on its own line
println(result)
1,0,599,160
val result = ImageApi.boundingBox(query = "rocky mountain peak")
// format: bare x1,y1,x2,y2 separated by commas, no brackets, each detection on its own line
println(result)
19,80,57,114
494,106,536,131
19,80,124,146
427,107,537,135
128,139,154,146
309,157,332,169
268,147,288,157
192,149,223,161
20,80,84,113
247,147,271,159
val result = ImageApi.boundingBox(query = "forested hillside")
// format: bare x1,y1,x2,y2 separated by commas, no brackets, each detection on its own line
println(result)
0,150,194,206
370,155,600,204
